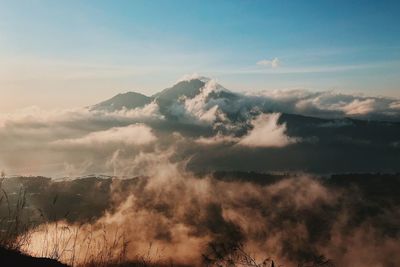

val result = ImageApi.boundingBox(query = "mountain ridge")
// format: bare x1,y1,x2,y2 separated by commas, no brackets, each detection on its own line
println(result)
90,77,400,123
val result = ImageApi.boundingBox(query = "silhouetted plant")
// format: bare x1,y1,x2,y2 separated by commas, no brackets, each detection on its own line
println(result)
203,241,278,267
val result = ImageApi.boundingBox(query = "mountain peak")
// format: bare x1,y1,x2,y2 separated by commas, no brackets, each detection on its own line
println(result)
176,74,211,84
91,77,231,112
91,91,152,111
152,78,207,101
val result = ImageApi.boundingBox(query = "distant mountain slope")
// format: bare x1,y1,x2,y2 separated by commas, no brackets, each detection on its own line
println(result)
91,91,152,111
152,79,206,101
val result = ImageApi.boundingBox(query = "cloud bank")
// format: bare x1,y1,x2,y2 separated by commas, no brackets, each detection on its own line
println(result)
255,89,400,119
53,124,156,147
0,77,400,176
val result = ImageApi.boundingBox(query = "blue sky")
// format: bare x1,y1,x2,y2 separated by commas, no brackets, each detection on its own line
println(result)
1,0,400,110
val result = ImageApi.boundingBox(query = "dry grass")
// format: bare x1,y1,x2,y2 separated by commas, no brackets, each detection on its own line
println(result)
0,177,33,251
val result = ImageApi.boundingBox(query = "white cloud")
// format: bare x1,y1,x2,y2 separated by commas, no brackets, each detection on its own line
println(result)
183,80,226,123
0,102,163,129
389,101,400,110
53,124,156,147
195,134,238,145
341,99,375,115
113,101,164,120
176,73,211,83
256,57,280,68
0,103,165,176
238,113,297,148
254,89,400,119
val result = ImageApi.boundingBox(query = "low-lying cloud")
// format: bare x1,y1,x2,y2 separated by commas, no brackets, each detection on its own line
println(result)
238,113,297,148
256,89,400,119
0,77,400,177
53,124,156,147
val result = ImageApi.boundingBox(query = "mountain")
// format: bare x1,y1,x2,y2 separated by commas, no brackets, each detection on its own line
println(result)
91,78,400,125
91,78,247,118
152,79,206,101
91,91,152,111
86,77,400,173
91,79,208,113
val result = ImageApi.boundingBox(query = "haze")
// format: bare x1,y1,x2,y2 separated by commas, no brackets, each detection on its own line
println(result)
1,0,400,112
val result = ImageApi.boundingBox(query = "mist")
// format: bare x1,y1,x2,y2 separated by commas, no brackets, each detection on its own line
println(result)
1,78,399,266
3,152,397,266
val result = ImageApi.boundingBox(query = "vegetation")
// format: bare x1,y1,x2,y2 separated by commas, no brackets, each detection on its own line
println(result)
2,173,399,266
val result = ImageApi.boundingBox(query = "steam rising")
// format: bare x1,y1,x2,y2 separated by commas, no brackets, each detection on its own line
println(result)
17,152,400,267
